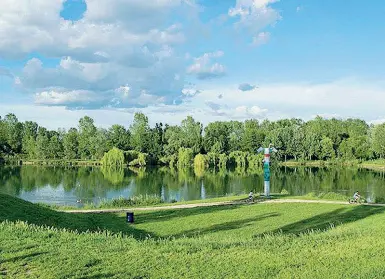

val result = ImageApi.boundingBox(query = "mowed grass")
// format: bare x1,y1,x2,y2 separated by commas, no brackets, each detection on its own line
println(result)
2,194,385,278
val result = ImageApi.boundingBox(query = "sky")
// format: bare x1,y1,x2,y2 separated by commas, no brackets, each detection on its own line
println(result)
1,0,385,129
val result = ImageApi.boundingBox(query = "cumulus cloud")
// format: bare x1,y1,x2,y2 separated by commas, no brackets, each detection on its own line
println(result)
228,0,281,45
238,83,257,91
187,51,226,80
0,0,198,109
199,78,385,122
235,105,268,118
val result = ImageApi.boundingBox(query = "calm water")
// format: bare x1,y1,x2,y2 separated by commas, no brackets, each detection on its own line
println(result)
1,166,385,206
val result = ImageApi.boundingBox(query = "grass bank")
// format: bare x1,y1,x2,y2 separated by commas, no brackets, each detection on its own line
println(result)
47,194,250,211
2,194,385,278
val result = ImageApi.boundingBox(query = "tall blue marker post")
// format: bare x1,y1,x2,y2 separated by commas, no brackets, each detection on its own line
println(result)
257,144,277,198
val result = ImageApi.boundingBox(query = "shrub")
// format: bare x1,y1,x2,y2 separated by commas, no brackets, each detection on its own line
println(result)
129,153,148,166
101,148,125,167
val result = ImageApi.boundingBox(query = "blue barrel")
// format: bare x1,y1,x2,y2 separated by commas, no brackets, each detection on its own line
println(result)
126,212,134,223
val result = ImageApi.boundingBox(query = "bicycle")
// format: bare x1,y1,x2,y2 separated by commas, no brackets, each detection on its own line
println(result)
247,196,254,203
348,197,364,204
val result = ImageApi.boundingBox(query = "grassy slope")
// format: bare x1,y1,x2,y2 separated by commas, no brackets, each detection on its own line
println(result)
52,194,250,211
2,194,385,278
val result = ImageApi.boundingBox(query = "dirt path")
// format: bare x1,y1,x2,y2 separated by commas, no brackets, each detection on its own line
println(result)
62,199,385,214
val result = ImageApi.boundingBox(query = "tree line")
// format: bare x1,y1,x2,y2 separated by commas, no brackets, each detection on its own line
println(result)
1,112,385,167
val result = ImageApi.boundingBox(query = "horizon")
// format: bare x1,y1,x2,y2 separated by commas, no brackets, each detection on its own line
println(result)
1,0,385,129
0,111,379,131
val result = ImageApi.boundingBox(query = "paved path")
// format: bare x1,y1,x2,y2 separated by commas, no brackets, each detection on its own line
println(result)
62,199,385,214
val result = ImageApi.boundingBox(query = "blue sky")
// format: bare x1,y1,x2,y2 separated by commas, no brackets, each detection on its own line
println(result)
1,0,385,129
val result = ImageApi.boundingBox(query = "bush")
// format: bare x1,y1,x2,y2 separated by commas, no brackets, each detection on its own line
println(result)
101,148,125,167
280,189,290,195
99,195,163,208
129,153,148,166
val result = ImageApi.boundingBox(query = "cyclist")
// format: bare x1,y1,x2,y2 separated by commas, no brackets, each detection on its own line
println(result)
353,191,361,202
248,191,254,202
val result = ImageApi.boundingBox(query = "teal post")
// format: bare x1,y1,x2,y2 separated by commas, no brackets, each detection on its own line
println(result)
257,144,277,197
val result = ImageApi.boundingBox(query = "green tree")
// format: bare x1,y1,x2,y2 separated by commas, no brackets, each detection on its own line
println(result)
203,122,229,153
163,126,183,156
63,128,79,159
242,120,264,153
4,113,23,154
338,139,354,160
130,112,151,153
108,124,130,150
22,121,38,156
180,116,203,154
0,117,8,155
177,147,194,168
92,129,110,159
78,116,97,159
48,135,63,159
101,147,125,167
319,136,335,160
227,121,243,152
35,127,50,159
372,124,385,158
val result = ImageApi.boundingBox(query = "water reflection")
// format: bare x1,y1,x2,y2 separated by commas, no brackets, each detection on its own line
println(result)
0,166,384,206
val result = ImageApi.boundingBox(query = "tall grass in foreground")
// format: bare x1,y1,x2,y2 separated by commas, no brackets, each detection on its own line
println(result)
2,194,385,278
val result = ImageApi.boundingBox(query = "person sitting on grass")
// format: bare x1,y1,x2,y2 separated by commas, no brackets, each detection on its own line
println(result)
353,191,361,202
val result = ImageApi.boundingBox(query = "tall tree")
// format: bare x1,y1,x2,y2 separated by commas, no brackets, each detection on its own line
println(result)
63,128,79,159
78,116,97,159
319,136,335,160
242,120,264,153
108,124,130,151
203,121,229,153
180,116,203,154
372,123,385,158
130,112,151,153
4,113,23,154
35,127,50,159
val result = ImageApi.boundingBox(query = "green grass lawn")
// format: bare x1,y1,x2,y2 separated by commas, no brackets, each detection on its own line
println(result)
1,193,385,278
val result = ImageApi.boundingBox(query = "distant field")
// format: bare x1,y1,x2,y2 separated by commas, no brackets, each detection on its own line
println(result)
1,194,385,278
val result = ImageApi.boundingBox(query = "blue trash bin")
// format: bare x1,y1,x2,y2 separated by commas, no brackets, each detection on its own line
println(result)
126,212,134,223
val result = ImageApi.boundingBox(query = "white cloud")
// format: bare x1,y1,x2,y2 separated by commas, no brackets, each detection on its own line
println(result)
228,0,281,45
187,51,226,80
199,78,385,122
235,105,268,118
252,32,270,46
4,78,385,129
35,90,97,106
0,0,197,109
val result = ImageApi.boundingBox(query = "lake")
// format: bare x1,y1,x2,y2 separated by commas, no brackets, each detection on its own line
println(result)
0,166,385,206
